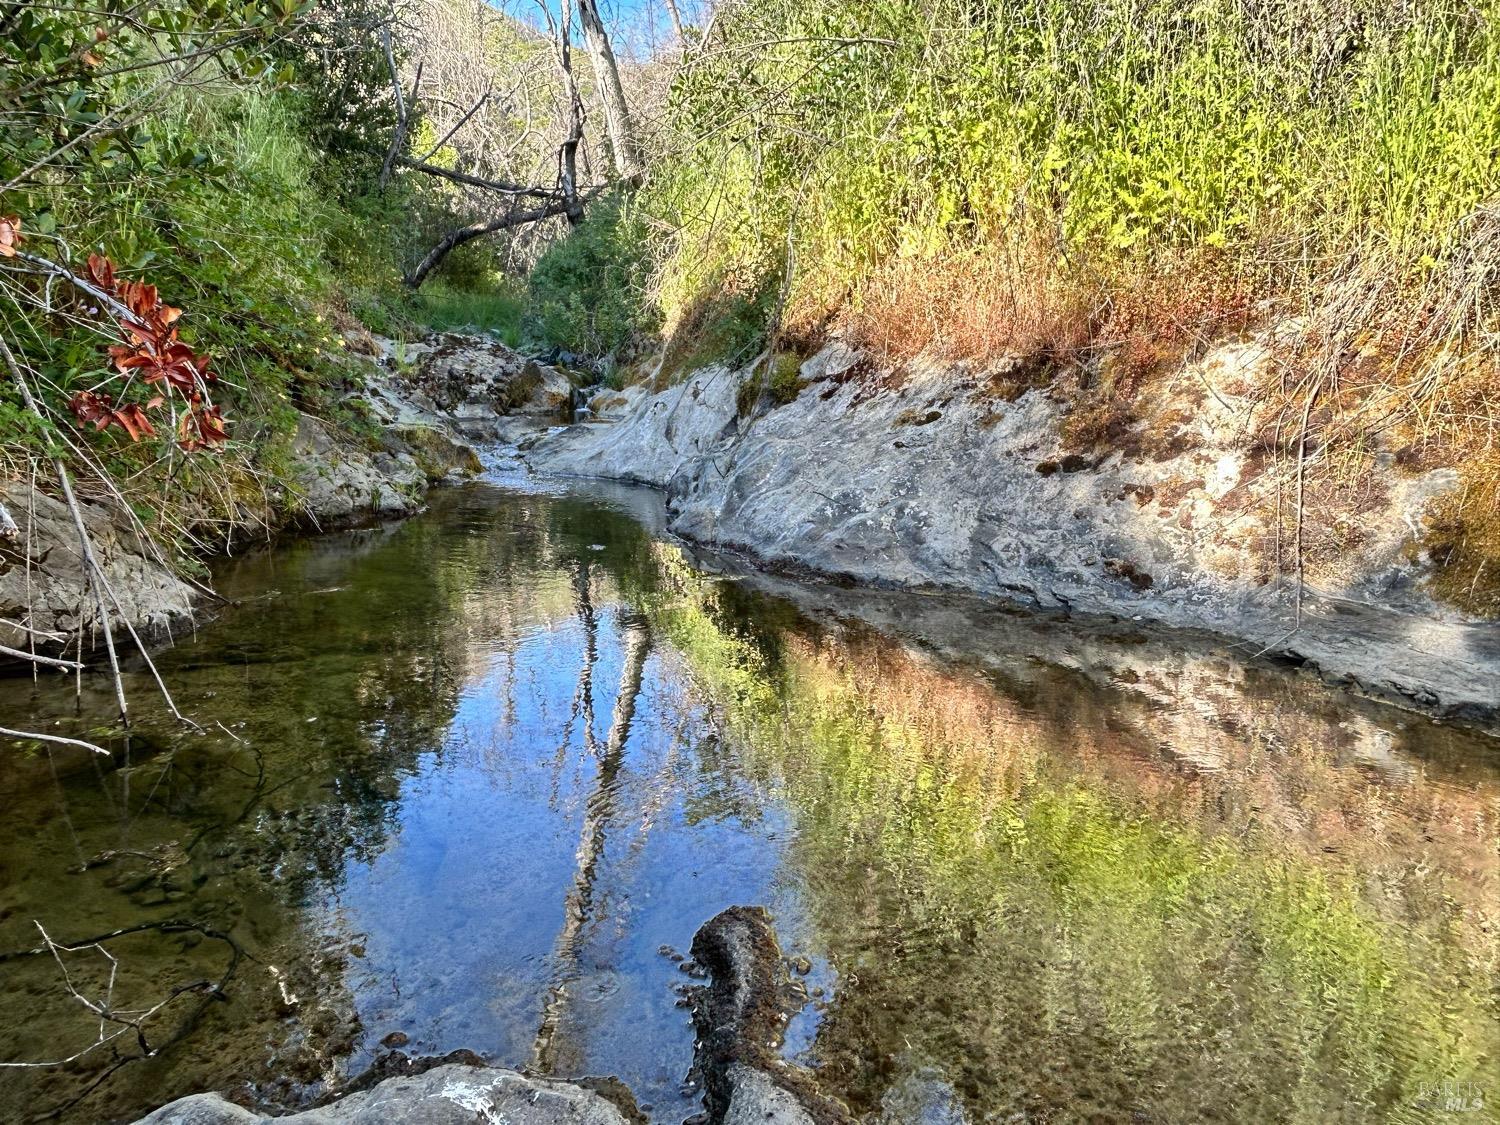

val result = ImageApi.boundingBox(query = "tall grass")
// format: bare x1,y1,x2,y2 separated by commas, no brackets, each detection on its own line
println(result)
651,0,1499,336
632,0,1500,608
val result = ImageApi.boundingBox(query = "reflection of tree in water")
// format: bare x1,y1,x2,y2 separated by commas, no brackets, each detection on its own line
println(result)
646,575,1500,1124
532,593,652,1077
0,485,668,1122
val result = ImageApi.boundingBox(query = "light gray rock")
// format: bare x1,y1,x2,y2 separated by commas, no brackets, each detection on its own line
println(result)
525,338,1500,725
288,414,426,529
0,479,197,655
722,1065,817,1125
132,1064,631,1125
372,334,577,440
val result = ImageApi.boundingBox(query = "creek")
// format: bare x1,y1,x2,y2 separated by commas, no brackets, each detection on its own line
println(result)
1,465,1497,1124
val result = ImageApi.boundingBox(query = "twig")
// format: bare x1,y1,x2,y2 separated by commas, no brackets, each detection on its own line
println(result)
0,643,84,670
0,726,110,755
414,82,491,163
0,334,130,725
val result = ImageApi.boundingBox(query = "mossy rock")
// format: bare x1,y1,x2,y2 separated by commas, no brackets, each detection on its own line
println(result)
389,424,483,481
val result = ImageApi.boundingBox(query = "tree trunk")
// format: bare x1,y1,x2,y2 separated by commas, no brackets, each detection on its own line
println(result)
663,0,686,46
532,614,652,1075
573,0,644,185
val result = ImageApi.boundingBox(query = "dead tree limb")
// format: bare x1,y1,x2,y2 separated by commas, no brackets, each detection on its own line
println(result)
414,82,491,164
663,0,686,47
378,33,422,190
0,643,84,670
0,726,109,755
394,156,560,197
402,186,605,289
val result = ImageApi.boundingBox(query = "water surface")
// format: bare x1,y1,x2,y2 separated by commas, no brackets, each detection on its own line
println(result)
1,476,1497,1124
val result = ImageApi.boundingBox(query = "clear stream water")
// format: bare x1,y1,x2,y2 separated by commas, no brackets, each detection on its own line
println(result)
1,470,1497,1124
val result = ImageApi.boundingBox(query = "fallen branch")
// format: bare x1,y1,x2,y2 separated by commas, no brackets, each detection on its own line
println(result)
402,185,605,289
0,919,245,1121
0,643,84,670
394,156,561,198
413,83,491,164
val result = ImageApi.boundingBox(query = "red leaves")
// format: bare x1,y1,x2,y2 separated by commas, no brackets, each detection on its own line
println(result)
0,215,20,258
67,391,157,441
84,251,114,291
178,403,226,452
72,253,226,450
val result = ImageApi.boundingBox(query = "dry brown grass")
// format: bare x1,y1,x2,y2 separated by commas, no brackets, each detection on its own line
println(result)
840,240,1098,368
811,225,1500,614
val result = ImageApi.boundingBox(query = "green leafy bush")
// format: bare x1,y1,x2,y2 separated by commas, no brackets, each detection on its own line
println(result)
525,196,658,356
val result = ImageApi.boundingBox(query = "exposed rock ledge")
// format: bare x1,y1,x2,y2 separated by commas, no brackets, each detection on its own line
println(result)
523,337,1500,726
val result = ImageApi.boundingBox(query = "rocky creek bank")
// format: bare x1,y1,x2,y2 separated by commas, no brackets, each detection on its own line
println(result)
0,333,574,661
522,336,1500,727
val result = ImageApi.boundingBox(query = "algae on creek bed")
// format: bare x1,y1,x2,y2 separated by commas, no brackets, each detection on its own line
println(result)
1,481,1498,1124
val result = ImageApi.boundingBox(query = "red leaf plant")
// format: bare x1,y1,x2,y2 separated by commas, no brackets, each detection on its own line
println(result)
66,253,227,450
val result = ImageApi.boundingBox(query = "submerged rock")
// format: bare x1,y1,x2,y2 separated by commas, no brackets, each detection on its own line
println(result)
130,1062,634,1125
688,906,850,1125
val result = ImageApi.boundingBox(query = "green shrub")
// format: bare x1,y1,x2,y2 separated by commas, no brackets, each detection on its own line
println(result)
525,195,658,356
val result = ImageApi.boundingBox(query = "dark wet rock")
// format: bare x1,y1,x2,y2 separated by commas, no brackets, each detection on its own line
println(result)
688,906,850,1125
130,1061,632,1125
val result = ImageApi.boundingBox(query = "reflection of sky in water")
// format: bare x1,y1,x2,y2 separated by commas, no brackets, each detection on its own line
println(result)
4,479,1499,1125
316,607,813,1120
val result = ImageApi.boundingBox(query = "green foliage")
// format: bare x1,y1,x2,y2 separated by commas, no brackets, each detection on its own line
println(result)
525,196,658,356
412,282,526,345
274,0,401,192
645,0,1500,337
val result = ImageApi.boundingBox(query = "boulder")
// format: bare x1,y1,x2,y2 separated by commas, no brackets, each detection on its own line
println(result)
287,414,426,529
0,478,196,656
525,337,1500,726
131,1063,633,1125
381,334,578,439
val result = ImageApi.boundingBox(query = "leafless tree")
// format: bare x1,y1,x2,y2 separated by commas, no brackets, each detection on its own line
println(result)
574,0,644,184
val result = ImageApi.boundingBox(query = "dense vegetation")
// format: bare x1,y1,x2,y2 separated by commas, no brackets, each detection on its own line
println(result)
3,0,1497,596
553,0,1500,608
0,0,544,556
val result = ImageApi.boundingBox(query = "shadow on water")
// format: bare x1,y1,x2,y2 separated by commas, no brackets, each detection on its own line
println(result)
0,479,1497,1124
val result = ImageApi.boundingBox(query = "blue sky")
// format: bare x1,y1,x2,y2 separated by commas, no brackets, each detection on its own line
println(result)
495,0,709,58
